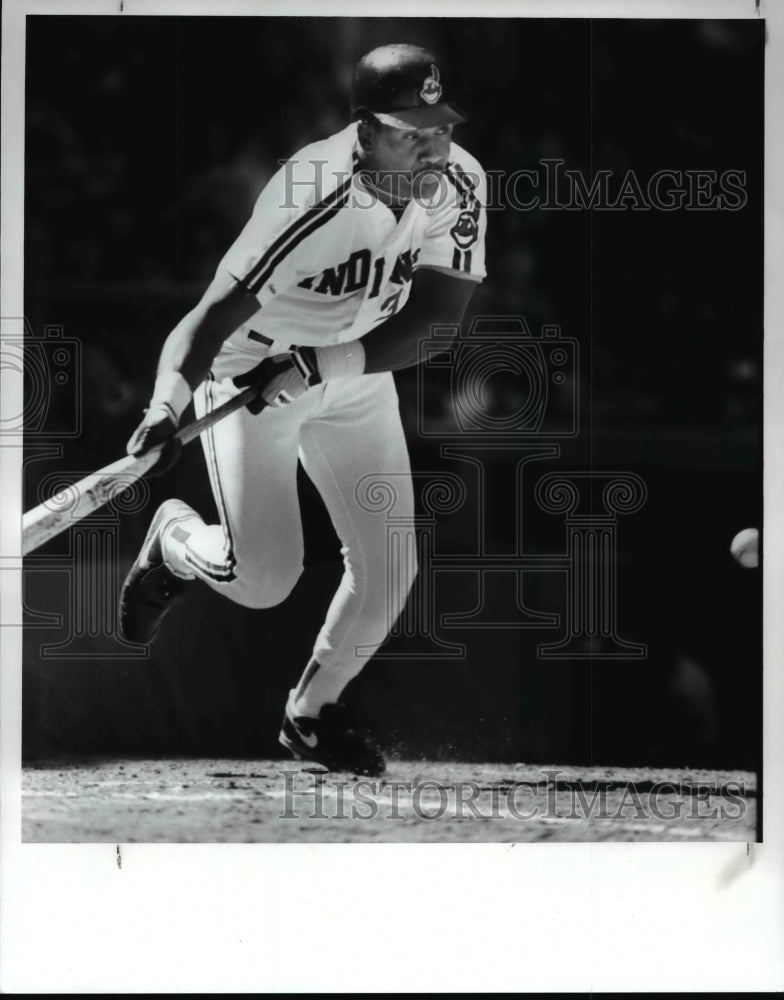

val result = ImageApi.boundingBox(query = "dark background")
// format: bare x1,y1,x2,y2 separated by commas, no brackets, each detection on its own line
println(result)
22,17,762,770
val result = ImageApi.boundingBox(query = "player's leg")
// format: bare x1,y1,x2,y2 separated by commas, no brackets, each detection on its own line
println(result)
286,372,417,724
166,374,309,607
120,373,316,643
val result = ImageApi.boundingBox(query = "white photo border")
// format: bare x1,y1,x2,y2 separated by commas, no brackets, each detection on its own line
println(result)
1,0,781,992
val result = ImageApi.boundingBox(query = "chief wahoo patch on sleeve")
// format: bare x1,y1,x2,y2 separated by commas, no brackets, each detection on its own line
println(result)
450,209,480,250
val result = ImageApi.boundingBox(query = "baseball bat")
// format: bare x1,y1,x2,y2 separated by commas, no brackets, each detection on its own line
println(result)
22,384,260,556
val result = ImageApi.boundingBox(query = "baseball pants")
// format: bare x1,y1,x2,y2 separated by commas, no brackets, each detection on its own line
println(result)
178,365,417,708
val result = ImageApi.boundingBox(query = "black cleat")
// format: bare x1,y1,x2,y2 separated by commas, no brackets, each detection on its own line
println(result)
119,499,195,644
279,691,386,777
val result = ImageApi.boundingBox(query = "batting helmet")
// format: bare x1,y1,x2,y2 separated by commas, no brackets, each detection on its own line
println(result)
351,44,467,129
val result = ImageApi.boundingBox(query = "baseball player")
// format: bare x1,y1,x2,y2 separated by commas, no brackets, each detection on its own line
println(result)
119,43,487,775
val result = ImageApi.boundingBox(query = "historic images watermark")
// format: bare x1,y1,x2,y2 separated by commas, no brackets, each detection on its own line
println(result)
11,140,750,660
278,768,748,823
354,315,647,661
3,316,151,657
278,157,748,213
1,320,82,441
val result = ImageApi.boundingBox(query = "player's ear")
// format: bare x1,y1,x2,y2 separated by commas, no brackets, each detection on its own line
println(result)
354,112,378,153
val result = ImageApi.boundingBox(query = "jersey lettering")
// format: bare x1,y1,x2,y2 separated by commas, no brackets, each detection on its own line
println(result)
344,248,371,292
315,261,349,295
369,256,385,298
298,247,421,297
379,288,404,320
389,248,420,286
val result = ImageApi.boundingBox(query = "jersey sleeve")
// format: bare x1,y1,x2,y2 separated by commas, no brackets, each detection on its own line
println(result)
218,153,355,307
417,157,488,282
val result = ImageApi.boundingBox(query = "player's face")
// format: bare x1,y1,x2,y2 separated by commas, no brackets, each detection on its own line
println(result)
365,123,453,202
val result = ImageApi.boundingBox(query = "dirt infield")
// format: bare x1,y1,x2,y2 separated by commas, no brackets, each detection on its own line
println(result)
22,757,757,843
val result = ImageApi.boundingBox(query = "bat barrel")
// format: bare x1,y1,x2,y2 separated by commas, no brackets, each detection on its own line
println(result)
21,383,260,556
21,451,159,556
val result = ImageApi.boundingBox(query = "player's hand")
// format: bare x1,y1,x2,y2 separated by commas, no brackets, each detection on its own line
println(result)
126,404,183,476
233,349,321,415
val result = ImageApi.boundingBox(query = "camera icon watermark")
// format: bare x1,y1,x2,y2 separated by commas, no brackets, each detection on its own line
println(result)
0,321,82,438
417,316,579,439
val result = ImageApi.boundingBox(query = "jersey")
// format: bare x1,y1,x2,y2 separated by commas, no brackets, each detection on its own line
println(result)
215,123,487,368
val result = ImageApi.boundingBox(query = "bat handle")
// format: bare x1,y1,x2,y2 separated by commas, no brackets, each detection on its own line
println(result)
175,386,262,447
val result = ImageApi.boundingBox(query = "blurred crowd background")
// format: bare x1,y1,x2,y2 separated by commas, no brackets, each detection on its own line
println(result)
22,17,762,771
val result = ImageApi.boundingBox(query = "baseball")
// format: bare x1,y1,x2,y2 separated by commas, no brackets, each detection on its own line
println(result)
730,527,759,568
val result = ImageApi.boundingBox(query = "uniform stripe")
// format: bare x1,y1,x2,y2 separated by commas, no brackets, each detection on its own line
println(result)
206,376,235,558
447,167,473,203
247,187,353,294
241,165,358,295
241,171,354,287
294,658,322,700
185,549,236,580
191,375,237,583
446,161,481,210
446,161,480,277
452,161,479,194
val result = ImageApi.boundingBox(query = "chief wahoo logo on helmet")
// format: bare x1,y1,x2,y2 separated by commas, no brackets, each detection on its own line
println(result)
420,65,442,105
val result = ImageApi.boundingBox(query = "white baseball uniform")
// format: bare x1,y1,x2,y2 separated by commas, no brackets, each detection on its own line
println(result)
164,122,487,713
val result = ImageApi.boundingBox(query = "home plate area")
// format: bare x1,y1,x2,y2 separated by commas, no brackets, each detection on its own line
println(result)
22,758,756,843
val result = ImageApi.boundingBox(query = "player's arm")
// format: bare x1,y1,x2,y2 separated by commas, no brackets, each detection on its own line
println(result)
234,270,479,411
128,151,332,462
156,270,260,391
126,270,260,472
359,267,477,373
233,268,476,409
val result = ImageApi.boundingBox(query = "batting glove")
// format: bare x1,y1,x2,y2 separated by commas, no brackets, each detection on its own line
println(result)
234,350,318,414
127,371,190,476
233,343,366,415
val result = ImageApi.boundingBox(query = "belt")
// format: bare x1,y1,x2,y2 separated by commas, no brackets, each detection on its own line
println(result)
247,329,274,346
